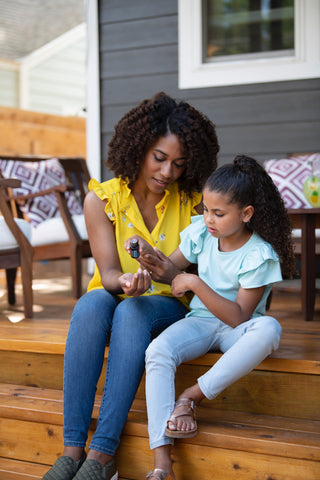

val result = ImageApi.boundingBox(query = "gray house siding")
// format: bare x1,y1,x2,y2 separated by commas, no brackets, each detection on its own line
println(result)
99,0,320,179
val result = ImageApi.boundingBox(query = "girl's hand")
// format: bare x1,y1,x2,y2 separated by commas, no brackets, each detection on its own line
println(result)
125,236,184,284
139,247,183,284
171,272,196,297
119,269,151,297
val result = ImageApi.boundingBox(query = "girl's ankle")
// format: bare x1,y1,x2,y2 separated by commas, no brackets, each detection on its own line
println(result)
178,383,205,406
153,444,172,473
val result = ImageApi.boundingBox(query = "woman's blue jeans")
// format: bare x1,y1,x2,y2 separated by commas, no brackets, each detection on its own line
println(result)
63,289,188,456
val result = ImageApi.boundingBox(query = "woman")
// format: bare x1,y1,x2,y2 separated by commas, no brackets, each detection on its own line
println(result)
42,92,219,480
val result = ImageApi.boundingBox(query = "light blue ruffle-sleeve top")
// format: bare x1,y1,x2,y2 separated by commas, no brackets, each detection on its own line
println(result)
179,215,282,319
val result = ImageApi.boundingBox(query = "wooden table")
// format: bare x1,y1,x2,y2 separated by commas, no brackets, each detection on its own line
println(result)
288,208,320,321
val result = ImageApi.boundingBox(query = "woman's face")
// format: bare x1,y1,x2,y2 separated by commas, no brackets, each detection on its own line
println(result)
137,134,186,194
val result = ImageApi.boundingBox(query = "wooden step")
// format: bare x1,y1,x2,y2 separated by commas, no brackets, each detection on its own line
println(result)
0,457,48,480
1,347,319,420
0,457,130,480
0,384,319,480
1,319,319,374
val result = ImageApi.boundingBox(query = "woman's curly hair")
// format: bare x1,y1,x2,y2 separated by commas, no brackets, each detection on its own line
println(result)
204,155,296,278
106,92,220,194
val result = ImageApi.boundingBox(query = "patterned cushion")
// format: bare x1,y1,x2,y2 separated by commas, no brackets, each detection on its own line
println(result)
264,153,320,209
0,158,83,227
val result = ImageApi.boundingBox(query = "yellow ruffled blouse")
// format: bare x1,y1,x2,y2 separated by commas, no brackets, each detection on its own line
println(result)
87,177,202,305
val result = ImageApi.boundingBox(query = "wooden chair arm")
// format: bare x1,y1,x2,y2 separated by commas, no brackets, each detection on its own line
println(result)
0,182,33,252
54,189,82,243
0,178,21,189
4,183,70,202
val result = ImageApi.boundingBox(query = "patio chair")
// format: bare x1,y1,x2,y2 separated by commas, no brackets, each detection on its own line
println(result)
0,178,33,317
0,156,92,317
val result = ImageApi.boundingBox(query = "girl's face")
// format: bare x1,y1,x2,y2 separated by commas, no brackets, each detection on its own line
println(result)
137,134,186,194
202,187,253,243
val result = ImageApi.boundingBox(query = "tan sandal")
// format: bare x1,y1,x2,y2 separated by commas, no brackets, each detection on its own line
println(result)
165,398,198,438
146,468,176,480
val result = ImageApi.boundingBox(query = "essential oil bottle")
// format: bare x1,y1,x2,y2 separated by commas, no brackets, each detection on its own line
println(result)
130,238,140,258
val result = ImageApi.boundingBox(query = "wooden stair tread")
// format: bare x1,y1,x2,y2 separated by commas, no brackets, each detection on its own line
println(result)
1,383,320,433
0,334,319,374
0,457,131,480
1,384,319,462
186,352,320,374
0,457,49,479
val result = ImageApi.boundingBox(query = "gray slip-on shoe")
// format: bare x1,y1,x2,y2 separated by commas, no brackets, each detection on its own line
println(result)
42,454,86,480
74,458,118,480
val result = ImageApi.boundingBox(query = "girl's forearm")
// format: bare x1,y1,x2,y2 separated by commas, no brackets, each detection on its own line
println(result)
188,277,246,328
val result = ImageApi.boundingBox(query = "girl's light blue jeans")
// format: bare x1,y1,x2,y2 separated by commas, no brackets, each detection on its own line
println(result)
63,289,188,455
145,314,282,449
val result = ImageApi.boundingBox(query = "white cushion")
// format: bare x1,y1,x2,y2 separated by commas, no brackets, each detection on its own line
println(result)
31,214,88,246
292,228,320,239
0,217,32,249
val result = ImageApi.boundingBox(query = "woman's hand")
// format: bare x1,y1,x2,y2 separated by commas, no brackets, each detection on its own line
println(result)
119,269,151,297
171,272,197,297
124,235,154,257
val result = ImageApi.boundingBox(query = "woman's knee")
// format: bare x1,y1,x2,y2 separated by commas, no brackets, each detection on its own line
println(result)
115,296,154,317
113,297,156,334
70,289,117,332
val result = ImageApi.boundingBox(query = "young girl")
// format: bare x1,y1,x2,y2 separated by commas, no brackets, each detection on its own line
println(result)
132,155,295,480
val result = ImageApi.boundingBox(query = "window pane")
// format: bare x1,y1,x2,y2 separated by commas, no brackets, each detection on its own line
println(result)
203,0,294,61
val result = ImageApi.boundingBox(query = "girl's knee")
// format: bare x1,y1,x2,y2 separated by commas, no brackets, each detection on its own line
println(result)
145,336,176,370
145,337,161,363
257,316,282,349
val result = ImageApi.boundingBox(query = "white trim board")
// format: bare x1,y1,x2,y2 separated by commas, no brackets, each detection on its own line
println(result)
85,0,101,182
178,0,320,88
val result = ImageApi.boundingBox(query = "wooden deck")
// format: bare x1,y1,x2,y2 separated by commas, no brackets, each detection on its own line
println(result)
0,266,319,479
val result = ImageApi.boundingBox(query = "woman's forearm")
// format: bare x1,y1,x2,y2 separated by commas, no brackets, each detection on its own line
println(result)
100,268,124,294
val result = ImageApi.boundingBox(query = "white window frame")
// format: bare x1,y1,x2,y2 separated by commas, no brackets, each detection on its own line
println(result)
178,0,320,88
86,0,101,182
